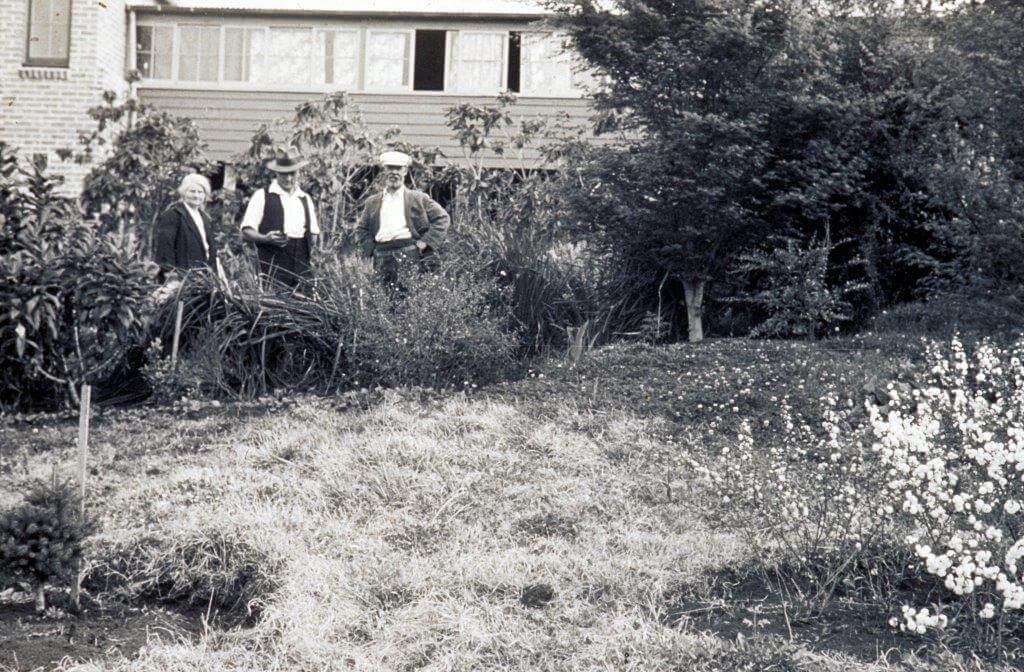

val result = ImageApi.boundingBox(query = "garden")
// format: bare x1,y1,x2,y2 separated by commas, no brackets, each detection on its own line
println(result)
4,0,1024,670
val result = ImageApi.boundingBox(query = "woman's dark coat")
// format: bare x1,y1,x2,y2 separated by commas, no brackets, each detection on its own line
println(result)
152,201,219,280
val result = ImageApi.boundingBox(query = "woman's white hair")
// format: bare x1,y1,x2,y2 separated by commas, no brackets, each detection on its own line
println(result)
177,172,212,199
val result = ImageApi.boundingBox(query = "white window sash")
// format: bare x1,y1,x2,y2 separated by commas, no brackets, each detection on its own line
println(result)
364,29,412,91
448,30,506,94
319,28,360,88
520,32,579,96
136,24,173,80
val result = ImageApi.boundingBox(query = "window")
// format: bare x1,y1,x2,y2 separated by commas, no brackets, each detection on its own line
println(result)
251,27,314,85
320,29,360,89
365,31,410,90
507,32,522,93
223,27,260,82
521,32,585,96
448,31,504,93
178,24,220,81
136,25,173,79
413,30,446,92
25,0,71,67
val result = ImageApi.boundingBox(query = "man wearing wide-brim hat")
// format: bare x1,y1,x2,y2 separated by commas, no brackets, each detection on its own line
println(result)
240,146,320,287
356,150,450,283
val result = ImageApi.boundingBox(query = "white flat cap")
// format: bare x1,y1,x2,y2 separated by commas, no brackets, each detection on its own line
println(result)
379,150,411,167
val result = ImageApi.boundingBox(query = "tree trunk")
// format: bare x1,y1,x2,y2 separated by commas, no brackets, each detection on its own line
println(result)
682,279,705,343
34,583,46,613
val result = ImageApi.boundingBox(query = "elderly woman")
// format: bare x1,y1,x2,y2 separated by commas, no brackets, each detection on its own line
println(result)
153,173,222,282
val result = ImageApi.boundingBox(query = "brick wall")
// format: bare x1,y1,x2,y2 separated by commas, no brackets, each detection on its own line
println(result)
0,0,128,194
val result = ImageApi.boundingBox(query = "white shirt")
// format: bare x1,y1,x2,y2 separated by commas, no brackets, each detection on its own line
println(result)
183,204,209,256
375,186,414,242
239,179,320,239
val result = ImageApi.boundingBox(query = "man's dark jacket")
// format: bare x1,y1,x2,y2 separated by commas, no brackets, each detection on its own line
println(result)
152,201,218,280
356,188,450,258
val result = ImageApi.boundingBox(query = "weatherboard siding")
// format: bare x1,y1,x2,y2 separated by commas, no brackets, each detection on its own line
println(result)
137,88,596,167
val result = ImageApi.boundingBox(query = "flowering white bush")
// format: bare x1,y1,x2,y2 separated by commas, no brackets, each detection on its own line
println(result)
700,394,893,608
870,336,1024,635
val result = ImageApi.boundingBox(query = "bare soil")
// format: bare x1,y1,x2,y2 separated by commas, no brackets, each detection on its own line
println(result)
0,587,203,671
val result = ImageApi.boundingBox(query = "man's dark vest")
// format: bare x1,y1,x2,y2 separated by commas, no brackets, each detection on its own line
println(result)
255,189,313,271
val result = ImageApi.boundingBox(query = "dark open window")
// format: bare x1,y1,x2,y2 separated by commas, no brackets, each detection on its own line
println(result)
507,31,521,93
25,0,72,67
413,29,446,91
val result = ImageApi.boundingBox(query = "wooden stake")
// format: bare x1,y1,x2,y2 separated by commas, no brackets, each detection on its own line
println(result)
171,300,184,368
71,382,91,612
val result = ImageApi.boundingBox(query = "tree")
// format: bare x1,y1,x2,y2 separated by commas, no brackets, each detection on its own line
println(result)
550,0,794,341
60,90,212,255
0,478,97,613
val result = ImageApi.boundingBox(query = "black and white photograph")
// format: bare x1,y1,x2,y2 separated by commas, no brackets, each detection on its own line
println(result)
2,0,1024,669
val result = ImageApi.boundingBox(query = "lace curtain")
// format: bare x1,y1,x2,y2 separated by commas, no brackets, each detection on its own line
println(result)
448,32,504,92
178,25,219,81
366,32,410,89
521,33,574,95
249,28,314,85
320,30,360,89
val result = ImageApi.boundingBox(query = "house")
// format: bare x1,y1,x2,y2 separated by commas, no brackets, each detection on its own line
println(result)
1,0,596,193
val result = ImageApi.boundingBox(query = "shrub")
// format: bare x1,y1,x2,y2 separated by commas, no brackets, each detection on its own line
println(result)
442,95,601,353
870,337,1024,644
732,228,870,340
0,218,158,409
0,478,97,613
0,143,158,410
342,263,519,388
698,395,896,612
61,90,212,255
156,258,517,397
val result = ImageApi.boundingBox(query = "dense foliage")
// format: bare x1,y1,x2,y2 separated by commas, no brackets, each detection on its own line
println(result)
550,0,1024,339
60,91,212,256
0,147,158,409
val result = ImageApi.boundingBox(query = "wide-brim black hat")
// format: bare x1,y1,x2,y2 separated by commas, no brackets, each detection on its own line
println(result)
266,147,307,173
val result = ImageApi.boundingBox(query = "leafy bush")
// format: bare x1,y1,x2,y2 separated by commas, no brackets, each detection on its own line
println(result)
0,478,97,613
0,219,158,409
61,90,212,254
342,263,519,388
442,95,601,353
733,229,870,340
0,143,157,410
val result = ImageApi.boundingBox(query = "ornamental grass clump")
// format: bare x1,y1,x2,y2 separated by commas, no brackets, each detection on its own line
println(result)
869,336,1024,643
0,478,97,613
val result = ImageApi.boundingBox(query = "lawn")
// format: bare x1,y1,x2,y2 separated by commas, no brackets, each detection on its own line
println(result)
0,336,1017,671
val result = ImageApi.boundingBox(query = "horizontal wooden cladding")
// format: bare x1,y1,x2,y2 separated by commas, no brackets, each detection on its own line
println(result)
137,88,597,168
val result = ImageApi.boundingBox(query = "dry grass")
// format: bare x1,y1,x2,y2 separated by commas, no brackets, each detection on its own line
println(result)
0,342,1018,671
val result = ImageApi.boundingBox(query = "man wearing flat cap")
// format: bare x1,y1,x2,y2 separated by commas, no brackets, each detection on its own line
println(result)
356,150,450,284
240,146,320,287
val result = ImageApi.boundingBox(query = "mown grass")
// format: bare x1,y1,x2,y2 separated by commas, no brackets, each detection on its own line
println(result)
0,337,1017,671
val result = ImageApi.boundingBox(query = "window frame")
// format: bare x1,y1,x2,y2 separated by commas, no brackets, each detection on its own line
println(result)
24,0,73,68
130,19,588,99
321,28,362,89
136,23,175,81
176,22,222,83
519,31,583,98
447,29,507,94
363,28,414,92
